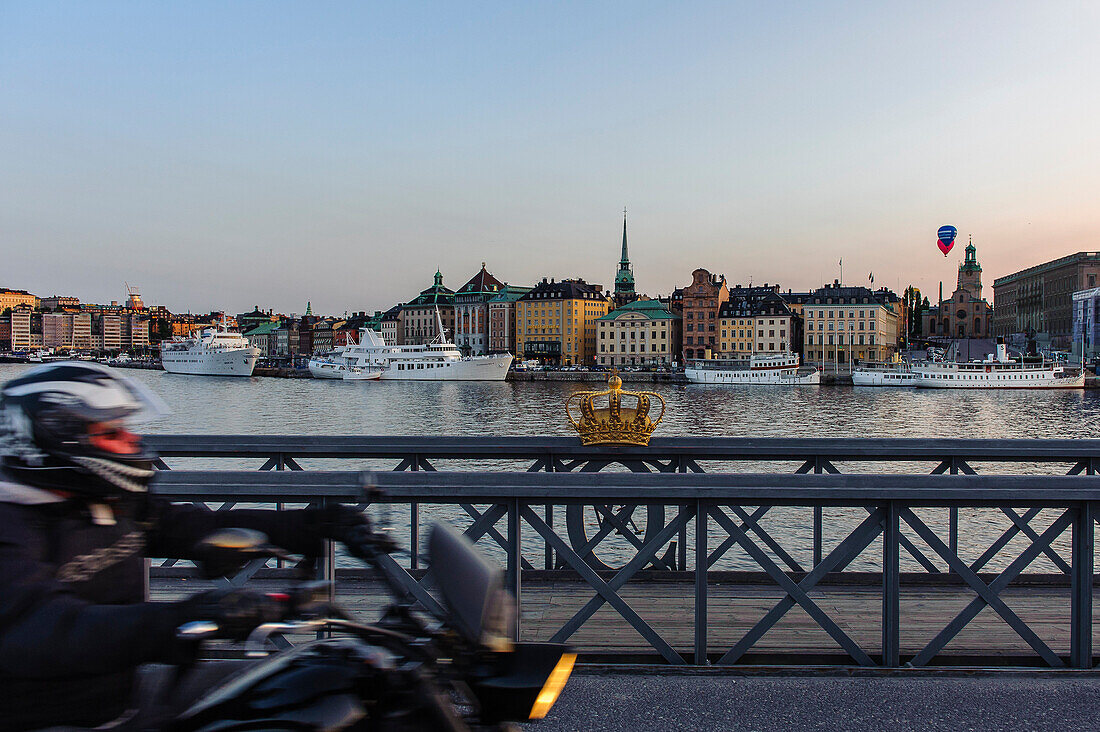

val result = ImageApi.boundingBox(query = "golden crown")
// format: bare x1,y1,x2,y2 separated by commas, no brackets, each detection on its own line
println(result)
565,370,666,447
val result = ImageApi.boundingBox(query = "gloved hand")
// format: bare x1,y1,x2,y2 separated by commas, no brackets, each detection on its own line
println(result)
181,587,285,640
303,503,372,546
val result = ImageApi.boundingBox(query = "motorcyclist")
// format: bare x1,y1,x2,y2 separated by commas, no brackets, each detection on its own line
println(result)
0,362,368,730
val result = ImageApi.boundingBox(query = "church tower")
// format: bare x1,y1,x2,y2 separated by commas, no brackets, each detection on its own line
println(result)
613,210,637,305
957,239,982,299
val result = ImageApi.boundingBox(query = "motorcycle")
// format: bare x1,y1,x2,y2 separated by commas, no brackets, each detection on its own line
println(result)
166,516,576,731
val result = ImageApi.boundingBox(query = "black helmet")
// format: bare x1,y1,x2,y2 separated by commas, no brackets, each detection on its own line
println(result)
0,362,170,498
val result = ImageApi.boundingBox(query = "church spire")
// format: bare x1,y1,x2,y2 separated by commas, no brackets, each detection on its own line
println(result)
620,207,629,267
614,207,636,302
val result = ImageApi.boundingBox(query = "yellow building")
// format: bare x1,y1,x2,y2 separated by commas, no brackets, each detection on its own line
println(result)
516,278,609,366
596,299,680,367
0,288,39,313
718,287,798,356
802,282,901,365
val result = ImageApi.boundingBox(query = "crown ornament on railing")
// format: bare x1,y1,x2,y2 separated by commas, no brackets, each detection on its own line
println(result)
565,370,666,447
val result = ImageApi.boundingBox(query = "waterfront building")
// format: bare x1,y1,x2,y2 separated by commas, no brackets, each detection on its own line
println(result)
1071,287,1100,360
679,269,729,360
718,286,800,356
453,264,505,356
310,319,336,354
91,314,123,351
516,278,609,366
381,305,401,345
43,312,92,350
237,307,278,334
244,321,280,357
993,252,1100,348
40,295,80,311
402,271,456,345
923,242,993,339
121,313,149,350
1,306,41,351
275,318,300,356
0,288,39,313
596,299,680,367
612,214,638,307
802,282,901,366
488,286,531,354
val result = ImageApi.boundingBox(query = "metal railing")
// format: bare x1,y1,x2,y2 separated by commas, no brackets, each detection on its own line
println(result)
148,436,1100,668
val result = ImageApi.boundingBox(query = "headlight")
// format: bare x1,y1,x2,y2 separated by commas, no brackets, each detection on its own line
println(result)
528,652,576,719
469,643,576,724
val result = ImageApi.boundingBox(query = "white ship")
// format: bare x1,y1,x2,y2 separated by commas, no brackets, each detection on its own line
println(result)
912,340,1085,389
160,324,259,377
684,353,821,385
852,361,918,386
308,311,512,381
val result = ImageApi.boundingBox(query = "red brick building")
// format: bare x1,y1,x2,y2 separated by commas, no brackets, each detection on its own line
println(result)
679,268,728,360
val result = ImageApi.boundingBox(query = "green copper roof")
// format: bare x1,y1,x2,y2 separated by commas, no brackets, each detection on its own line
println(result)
488,285,532,303
244,321,280,335
597,298,677,321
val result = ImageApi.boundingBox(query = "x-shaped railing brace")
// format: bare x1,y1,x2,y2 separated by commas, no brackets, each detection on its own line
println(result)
904,507,1073,667
707,506,804,573
526,504,694,665
713,507,884,666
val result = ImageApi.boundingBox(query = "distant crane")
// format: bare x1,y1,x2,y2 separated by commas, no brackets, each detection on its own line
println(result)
124,282,144,310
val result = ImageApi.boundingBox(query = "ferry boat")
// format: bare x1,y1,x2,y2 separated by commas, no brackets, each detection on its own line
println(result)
852,361,917,387
912,340,1085,389
684,353,821,385
160,323,259,377
308,311,512,381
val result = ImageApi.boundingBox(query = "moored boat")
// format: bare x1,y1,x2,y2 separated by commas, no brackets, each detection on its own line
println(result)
684,352,820,385
308,309,512,381
912,340,1084,389
160,323,258,377
852,360,917,386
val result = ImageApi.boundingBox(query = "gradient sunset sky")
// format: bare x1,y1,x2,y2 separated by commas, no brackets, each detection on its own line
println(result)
2,2,1098,314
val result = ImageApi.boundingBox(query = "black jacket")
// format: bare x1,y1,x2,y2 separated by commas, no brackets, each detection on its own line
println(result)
0,478,323,730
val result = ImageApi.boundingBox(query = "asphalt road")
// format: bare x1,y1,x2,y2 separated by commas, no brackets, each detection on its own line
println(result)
525,673,1100,731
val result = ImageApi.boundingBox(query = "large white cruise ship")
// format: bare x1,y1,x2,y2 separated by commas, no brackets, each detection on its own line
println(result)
912,340,1084,389
308,313,512,381
160,324,259,377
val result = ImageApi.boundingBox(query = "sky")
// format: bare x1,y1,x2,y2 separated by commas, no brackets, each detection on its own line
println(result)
2,1,1098,315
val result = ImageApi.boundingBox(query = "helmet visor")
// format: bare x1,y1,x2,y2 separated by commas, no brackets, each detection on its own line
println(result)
3,362,172,426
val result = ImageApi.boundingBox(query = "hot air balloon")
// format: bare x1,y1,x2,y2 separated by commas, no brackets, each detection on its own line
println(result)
937,225,957,257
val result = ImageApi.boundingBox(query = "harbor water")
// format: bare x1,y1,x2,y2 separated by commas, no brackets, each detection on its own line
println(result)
3,363,1099,572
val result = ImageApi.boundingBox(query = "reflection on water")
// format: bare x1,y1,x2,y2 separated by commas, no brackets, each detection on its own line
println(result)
1,364,1096,571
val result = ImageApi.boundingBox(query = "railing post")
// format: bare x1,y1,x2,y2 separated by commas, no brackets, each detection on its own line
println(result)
694,499,708,665
1071,501,1094,668
545,455,555,571
813,457,824,567
882,500,900,667
409,456,419,570
508,498,522,642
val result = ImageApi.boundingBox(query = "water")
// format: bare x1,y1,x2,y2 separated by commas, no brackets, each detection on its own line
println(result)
2,363,1098,572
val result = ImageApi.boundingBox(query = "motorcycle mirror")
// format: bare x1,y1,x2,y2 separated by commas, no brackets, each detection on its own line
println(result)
193,528,281,579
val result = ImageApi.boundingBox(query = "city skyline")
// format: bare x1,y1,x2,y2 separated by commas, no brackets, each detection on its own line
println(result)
3,3,1098,313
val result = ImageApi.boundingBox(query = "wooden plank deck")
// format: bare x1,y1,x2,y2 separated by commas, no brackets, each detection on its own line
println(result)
151,575,1097,664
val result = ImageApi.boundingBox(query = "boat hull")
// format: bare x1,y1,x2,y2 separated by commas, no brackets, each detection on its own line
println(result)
685,367,820,385
308,360,347,379
380,354,513,381
913,371,1085,389
162,348,257,376
852,370,917,386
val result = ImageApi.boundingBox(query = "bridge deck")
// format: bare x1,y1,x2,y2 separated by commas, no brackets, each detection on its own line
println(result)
151,576,1095,664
